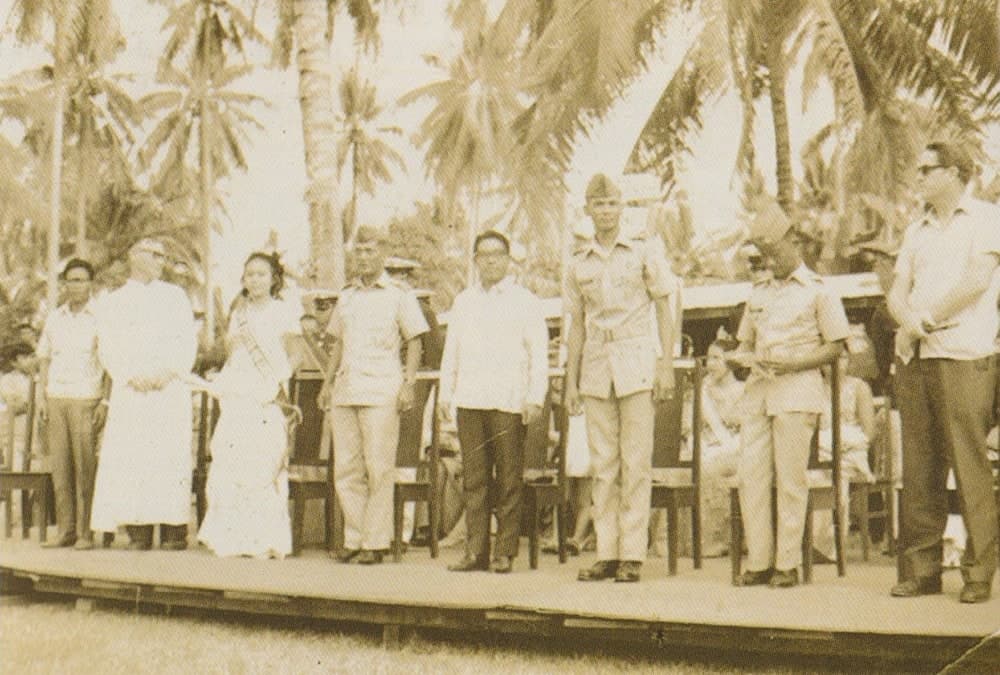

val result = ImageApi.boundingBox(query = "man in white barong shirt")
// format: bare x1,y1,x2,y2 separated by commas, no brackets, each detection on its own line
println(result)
90,238,198,550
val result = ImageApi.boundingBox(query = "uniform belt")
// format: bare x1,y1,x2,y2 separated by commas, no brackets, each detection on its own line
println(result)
588,324,649,344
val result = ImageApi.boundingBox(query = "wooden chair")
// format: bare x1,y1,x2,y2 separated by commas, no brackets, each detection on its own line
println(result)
849,394,895,561
1,376,53,542
287,370,337,555
191,390,219,527
650,360,702,576
392,374,438,562
523,374,568,570
730,359,846,584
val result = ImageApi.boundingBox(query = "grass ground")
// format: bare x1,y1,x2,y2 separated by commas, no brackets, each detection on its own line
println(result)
1,595,854,675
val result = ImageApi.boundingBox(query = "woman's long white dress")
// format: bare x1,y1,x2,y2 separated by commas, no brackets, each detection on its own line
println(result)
198,297,299,559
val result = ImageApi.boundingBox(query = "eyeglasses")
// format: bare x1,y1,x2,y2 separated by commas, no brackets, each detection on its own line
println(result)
917,164,946,176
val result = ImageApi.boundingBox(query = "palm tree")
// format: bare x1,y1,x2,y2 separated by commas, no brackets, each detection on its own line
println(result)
400,3,527,282
273,0,384,290
139,61,265,333
148,0,267,334
335,69,405,243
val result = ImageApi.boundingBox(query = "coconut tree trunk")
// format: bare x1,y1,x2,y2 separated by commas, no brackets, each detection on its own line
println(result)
348,140,359,243
294,0,343,289
766,38,794,212
47,81,65,310
199,94,215,337
74,117,90,258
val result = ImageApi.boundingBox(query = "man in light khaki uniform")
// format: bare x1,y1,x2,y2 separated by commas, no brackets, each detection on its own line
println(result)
565,174,678,583
323,226,428,565
731,203,849,588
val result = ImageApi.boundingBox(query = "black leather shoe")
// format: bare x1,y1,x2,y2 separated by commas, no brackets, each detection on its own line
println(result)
769,568,799,588
578,560,619,581
614,560,642,583
357,549,384,565
959,582,991,604
491,556,513,574
42,535,77,549
890,576,942,597
448,555,489,572
333,549,360,563
735,568,774,587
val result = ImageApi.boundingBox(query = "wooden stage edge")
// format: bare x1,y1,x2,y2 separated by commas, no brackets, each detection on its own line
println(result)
3,539,998,670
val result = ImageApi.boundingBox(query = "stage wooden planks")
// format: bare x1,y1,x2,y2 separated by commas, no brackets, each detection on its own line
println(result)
2,536,997,670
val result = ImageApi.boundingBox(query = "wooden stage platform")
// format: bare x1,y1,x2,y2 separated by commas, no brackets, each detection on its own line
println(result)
2,535,997,671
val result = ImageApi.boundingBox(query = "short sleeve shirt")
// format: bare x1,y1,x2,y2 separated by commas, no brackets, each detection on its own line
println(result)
566,232,676,398
737,264,850,415
37,301,104,399
894,198,1000,361
329,272,429,406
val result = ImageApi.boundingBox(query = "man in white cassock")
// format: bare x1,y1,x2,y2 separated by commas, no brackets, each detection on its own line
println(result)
89,238,198,550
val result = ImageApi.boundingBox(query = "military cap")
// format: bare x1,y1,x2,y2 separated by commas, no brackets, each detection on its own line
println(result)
747,201,792,245
585,173,622,201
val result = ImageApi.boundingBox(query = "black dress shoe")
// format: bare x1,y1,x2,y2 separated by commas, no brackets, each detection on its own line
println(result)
448,555,489,572
491,556,513,574
357,549,384,565
735,568,774,587
578,560,619,581
768,568,799,588
333,549,360,563
42,535,77,549
959,582,991,604
614,560,642,583
890,576,942,598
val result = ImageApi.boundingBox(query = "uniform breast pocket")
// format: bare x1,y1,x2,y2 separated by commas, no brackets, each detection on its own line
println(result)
577,274,602,304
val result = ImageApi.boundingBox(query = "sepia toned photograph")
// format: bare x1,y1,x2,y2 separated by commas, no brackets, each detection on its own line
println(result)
1,1,999,673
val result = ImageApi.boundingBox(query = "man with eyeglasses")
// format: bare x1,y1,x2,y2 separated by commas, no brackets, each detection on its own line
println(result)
439,230,549,574
89,238,198,551
889,141,1000,604
36,258,109,550
566,174,678,583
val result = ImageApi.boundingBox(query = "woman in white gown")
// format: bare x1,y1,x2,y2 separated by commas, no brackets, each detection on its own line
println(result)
198,252,300,559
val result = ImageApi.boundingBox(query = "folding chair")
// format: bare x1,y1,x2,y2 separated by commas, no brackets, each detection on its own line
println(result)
1,376,53,542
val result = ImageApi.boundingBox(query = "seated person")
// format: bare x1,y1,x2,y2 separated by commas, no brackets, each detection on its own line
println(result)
677,338,744,557
0,342,38,471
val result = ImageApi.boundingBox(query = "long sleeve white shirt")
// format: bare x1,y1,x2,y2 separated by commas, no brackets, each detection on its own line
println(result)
439,277,549,414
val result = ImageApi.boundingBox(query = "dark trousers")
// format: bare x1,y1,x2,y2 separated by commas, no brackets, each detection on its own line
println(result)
897,356,998,584
46,398,99,541
457,408,525,560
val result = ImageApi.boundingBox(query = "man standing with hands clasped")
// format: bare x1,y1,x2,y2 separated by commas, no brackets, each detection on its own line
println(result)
439,230,549,574
565,174,678,583
730,202,849,589
889,141,1000,604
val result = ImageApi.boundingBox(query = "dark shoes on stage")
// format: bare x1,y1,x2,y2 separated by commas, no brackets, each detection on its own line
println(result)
43,534,94,550
448,556,489,572
333,549,359,563
890,576,942,598
735,568,798,588
42,535,77,549
735,568,773,587
357,549,385,565
959,582,991,604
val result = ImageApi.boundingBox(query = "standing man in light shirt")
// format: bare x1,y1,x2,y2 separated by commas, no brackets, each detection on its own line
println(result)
889,141,1000,604
322,226,428,566
37,259,108,549
440,230,549,574
90,238,198,551
565,174,678,584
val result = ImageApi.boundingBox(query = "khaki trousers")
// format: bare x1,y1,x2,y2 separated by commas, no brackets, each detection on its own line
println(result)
332,404,399,551
738,411,817,572
46,398,100,541
584,391,654,562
